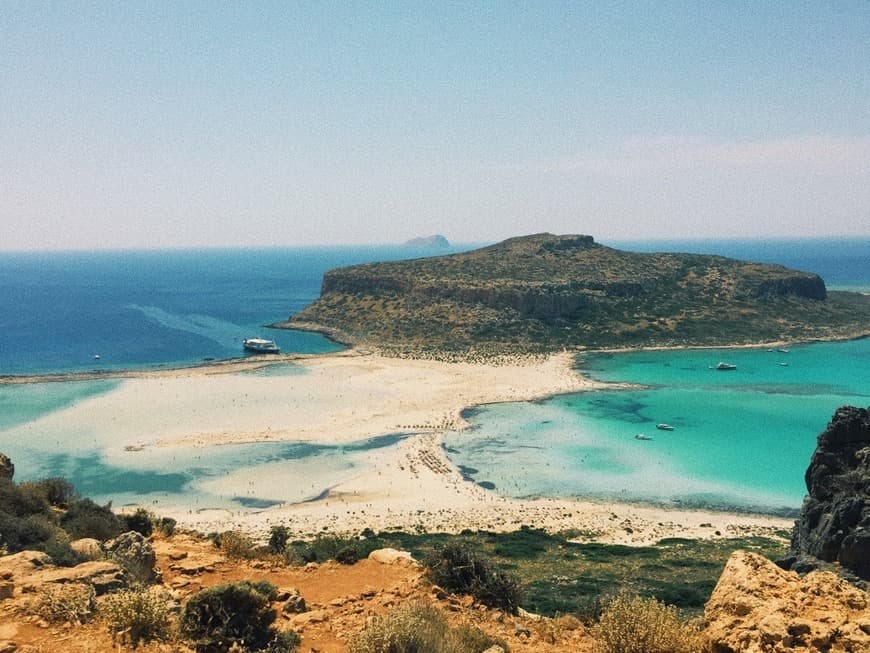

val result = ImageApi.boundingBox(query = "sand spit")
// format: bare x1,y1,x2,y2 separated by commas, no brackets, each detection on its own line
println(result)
5,350,793,543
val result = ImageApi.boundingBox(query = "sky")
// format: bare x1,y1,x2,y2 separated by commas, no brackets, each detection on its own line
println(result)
1,2,868,251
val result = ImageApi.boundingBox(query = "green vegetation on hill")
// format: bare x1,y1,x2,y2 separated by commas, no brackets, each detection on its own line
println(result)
287,233,870,355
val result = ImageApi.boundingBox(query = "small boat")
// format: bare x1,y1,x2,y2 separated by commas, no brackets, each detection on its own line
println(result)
778,362,789,367
777,348,790,354
634,433,653,441
93,354,101,360
243,338,280,354
656,423,674,431
715,362,737,371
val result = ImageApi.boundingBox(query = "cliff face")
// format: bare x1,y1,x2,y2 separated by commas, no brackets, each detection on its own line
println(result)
784,406,870,579
287,233,869,354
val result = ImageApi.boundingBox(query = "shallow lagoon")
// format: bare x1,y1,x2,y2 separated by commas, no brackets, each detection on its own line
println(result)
444,339,870,513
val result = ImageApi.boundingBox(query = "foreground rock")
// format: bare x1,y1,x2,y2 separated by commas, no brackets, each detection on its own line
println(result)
705,551,870,652
784,405,870,579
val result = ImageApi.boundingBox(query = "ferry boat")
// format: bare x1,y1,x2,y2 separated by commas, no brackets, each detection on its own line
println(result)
243,338,280,354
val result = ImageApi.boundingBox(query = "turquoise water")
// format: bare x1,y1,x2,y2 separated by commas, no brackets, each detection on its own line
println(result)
444,339,870,513
1,239,868,513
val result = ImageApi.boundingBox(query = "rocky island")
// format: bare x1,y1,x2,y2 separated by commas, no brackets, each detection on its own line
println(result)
286,233,870,355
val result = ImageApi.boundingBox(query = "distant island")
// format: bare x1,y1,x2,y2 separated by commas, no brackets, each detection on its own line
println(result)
285,233,870,355
404,234,451,248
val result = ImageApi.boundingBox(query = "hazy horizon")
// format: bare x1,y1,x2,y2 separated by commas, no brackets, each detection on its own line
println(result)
2,3,868,251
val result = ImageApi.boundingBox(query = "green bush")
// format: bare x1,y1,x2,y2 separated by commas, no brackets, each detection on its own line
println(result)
0,477,50,518
0,512,53,552
23,477,79,508
60,498,123,541
268,525,291,553
156,516,177,536
349,601,505,653
180,581,297,652
122,507,154,537
593,593,704,653
101,586,171,646
425,542,522,614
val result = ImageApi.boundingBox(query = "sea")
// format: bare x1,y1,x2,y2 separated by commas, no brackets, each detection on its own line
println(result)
0,238,868,515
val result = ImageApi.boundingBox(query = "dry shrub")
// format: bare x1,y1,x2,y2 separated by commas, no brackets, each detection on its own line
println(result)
101,586,172,646
349,601,506,653
218,530,255,559
593,593,704,653
26,582,97,625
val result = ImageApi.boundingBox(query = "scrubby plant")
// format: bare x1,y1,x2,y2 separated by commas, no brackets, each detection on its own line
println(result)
425,542,522,614
27,582,97,625
283,533,373,566
18,477,79,509
101,586,171,646
180,581,297,652
268,525,291,553
217,529,256,559
60,497,123,541
155,515,177,536
593,593,705,653
122,507,155,537
349,601,505,653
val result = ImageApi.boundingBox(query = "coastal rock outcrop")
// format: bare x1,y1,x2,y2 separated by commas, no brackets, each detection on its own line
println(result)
784,405,870,579
704,551,870,652
287,233,870,354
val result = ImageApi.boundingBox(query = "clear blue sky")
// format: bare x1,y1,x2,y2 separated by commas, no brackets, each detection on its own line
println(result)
2,2,868,250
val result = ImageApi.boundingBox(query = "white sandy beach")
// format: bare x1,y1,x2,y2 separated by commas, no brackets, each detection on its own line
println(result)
5,351,793,544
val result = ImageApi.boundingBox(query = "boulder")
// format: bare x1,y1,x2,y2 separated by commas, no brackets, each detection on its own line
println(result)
0,551,52,578
785,406,870,579
22,561,127,596
0,453,13,480
69,538,103,560
705,551,870,652
367,548,417,566
280,587,307,614
105,531,158,583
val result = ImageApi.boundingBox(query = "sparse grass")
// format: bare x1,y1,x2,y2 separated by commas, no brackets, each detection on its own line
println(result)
347,527,787,618
26,582,97,625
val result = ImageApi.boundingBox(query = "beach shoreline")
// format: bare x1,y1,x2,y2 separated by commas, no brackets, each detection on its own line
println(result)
1,346,800,545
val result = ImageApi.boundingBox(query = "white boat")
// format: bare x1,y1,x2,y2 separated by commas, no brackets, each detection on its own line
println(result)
634,433,653,441
715,362,737,371
656,423,674,431
243,338,280,354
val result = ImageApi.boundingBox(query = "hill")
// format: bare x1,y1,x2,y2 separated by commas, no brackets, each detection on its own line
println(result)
404,234,451,248
286,233,870,355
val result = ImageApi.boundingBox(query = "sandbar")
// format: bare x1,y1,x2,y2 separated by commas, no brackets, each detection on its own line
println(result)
5,350,793,544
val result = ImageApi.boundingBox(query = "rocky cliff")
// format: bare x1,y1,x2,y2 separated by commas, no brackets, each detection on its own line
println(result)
782,405,870,580
286,233,870,354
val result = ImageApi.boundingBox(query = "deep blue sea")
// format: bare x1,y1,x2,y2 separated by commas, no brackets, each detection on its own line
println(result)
0,238,868,513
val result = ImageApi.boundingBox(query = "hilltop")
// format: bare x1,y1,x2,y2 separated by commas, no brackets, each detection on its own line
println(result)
286,233,870,355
